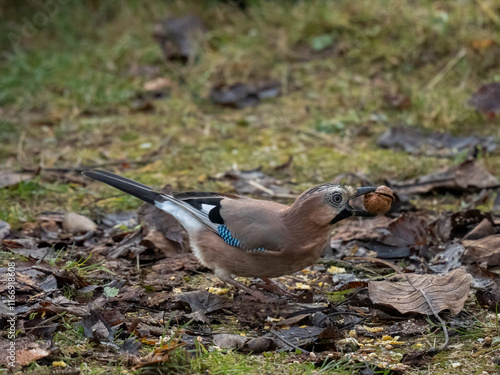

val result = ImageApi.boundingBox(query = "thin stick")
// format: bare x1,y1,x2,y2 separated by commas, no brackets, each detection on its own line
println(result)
321,259,382,276
425,48,467,91
25,313,65,335
247,180,276,196
334,287,367,307
344,257,401,273
315,310,368,327
474,0,500,25
246,180,296,199
406,275,449,352
270,329,311,354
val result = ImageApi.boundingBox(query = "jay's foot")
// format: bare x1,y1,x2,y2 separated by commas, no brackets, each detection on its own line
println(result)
221,276,282,303
253,277,301,299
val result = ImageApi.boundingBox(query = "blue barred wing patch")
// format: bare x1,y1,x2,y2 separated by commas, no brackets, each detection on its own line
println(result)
217,225,266,252
217,225,241,247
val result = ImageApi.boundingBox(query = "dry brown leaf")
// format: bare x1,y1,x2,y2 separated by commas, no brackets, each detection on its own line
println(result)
0,338,50,367
138,200,189,256
383,92,411,110
368,268,472,315
0,171,33,188
135,341,186,368
210,80,281,109
463,234,500,266
0,220,10,241
212,334,276,353
331,215,392,242
389,160,499,196
378,125,496,156
62,212,97,233
153,15,206,63
468,82,500,114
143,77,171,91
470,38,494,50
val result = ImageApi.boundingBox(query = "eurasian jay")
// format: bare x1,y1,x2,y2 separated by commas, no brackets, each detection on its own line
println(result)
83,170,376,301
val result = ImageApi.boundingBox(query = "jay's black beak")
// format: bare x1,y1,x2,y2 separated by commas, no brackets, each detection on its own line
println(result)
347,186,377,217
351,186,377,199
331,186,377,224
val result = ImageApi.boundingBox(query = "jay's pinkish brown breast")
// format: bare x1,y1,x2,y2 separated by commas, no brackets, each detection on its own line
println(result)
194,231,330,278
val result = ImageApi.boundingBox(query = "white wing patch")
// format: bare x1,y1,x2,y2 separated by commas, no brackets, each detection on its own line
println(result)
201,203,216,214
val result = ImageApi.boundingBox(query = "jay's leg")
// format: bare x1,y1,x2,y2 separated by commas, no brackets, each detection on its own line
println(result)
215,269,285,303
256,277,300,298
220,276,276,303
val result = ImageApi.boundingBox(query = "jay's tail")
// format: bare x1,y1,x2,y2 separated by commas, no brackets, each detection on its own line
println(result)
82,169,165,205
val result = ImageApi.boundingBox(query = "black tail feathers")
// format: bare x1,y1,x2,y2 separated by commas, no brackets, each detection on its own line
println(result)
82,169,164,206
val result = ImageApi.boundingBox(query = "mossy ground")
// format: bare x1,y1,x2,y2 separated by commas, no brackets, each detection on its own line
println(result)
1,1,500,373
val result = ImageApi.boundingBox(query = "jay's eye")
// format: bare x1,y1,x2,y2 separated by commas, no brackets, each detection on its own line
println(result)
330,193,343,205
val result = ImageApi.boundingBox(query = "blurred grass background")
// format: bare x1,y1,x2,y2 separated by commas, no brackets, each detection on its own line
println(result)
0,0,499,226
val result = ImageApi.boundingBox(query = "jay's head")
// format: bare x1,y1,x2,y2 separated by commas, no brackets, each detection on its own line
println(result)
295,184,377,226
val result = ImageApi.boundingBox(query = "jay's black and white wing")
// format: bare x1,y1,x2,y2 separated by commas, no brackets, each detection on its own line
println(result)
82,170,286,252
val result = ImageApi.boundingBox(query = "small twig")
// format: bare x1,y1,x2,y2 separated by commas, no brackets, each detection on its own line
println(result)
474,0,500,25
324,311,366,319
273,193,298,199
425,48,467,90
25,314,64,335
270,329,310,354
16,130,27,165
390,177,455,189
333,287,367,308
344,257,401,273
247,180,276,196
246,180,297,199
323,259,382,276
472,343,500,357
316,311,368,329
406,275,449,352
341,315,369,331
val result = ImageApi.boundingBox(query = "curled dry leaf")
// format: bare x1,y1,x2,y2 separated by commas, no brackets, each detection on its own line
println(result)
135,341,186,368
138,201,189,256
212,334,276,353
368,268,472,315
210,80,281,109
462,218,495,241
62,212,97,233
388,160,499,197
175,290,232,313
213,167,293,197
363,185,395,215
383,92,411,110
476,284,500,311
428,242,465,273
0,170,33,189
378,125,496,156
0,220,10,241
468,82,500,115
463,234,500,267
271,326,329,352
153,15,206,63
0,338,50,367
